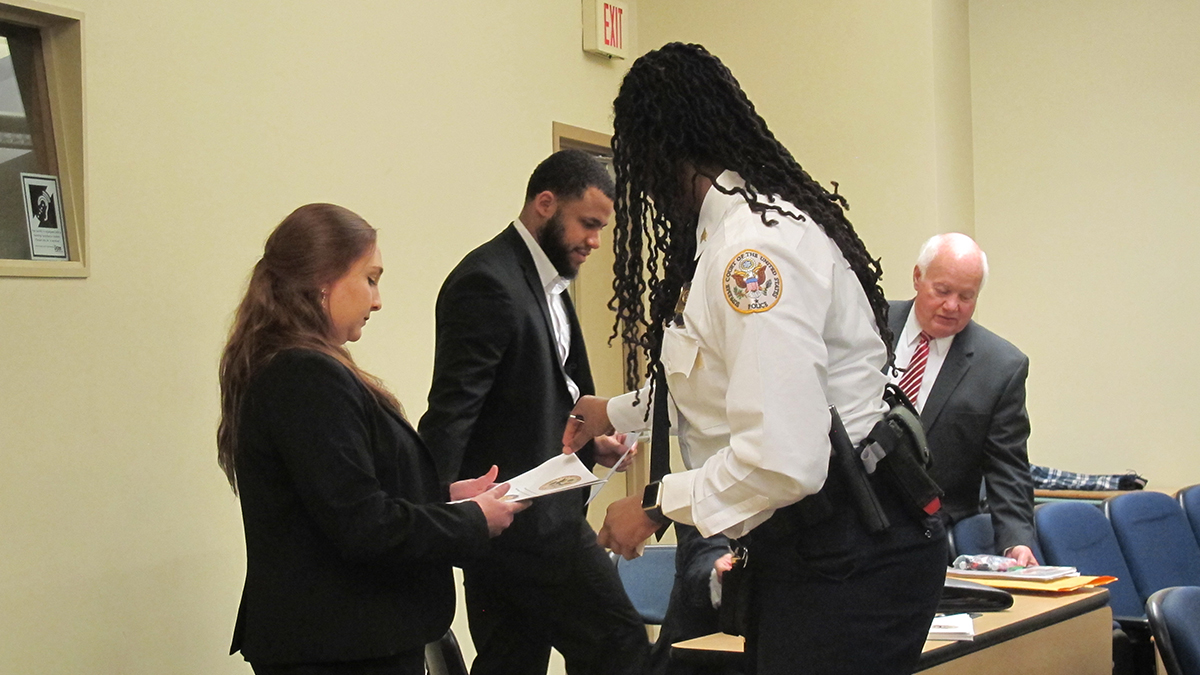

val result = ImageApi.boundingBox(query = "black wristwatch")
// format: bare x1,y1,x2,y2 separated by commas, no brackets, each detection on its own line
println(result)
641,481,671,525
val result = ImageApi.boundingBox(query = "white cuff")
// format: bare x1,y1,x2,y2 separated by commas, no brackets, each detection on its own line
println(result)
709,568,723,609
661,471,696,526
607,387,652,434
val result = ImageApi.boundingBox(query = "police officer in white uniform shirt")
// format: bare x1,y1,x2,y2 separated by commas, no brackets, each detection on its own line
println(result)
563,43,947,675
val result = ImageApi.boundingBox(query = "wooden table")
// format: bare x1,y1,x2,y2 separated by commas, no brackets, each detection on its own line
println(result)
672,588,1113,675
1034,488,1130,505
918,588,1112,674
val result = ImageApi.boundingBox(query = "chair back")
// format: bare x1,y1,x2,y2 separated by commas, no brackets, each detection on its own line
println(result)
1035,501,1144,619
1179,485,1200,550
1106,492,1200,606
614,544,676,624
949,513,995,558
948,512,1045,563
1147,586,1200,675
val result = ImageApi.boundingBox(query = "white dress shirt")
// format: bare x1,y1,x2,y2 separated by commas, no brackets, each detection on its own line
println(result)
889,308,955,413
607,171,889,538
514,219,580,402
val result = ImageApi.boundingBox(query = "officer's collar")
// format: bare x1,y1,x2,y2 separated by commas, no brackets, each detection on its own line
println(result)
694,170,744,261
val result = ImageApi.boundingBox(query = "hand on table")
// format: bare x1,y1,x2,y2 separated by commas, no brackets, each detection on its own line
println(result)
1006,545,1039,567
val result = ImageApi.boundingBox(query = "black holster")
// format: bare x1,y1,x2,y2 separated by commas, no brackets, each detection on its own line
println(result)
863,384,944,521
801,385,944,534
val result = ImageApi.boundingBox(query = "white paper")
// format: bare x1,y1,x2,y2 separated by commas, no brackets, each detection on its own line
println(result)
927,613,975,641
947,565,1078,581
500,452,603,502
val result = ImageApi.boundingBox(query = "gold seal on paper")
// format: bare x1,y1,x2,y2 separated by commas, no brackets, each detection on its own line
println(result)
539,476,582,491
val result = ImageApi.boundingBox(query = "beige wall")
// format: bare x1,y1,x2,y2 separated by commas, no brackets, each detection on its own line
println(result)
1,1,1197,674
0,1,635,672
969,0,1200,488
640,0,1200,489
639,0,978,301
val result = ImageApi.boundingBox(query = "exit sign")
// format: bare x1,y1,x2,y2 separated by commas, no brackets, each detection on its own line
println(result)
583,0,630,60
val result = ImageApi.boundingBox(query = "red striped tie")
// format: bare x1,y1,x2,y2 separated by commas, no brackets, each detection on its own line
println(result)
898,332,931,406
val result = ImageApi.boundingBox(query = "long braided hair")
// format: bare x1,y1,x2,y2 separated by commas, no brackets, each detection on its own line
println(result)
610,42,893,393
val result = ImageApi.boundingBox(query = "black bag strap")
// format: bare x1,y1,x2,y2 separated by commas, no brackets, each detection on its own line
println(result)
650,364,671,484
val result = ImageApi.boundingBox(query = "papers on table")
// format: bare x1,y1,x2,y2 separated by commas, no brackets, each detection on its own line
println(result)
928,613,975,641
947,565,1078,582
500,452,603,502
949,574,1117,593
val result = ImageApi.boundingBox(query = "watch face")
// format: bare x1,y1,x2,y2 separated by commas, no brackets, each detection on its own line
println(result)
641,483,659,509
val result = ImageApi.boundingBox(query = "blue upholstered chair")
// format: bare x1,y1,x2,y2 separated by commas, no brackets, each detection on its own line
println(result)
614,544,676,625
948,512,994,559
1146,586,1200,675
1036,501,1143,619
1105,491,1200,606
948,512,1044,563
1037,500,1155,675
1178,485,1200,550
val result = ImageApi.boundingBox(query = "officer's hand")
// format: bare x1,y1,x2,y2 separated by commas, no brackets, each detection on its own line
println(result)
597,494,660,560
562,395,613,453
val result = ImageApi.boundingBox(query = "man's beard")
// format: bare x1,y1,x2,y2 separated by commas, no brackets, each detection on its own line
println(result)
537,212,579,279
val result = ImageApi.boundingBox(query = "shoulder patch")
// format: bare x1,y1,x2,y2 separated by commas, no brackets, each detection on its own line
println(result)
723,249,782,314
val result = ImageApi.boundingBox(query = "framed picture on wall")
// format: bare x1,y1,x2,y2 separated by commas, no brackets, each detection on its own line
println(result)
21,172,68,261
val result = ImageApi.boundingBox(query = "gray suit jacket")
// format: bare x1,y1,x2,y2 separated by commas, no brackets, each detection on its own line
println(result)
888,300,1035,553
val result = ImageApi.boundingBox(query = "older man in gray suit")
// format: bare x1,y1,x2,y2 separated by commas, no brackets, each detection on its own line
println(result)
888,233,1038,566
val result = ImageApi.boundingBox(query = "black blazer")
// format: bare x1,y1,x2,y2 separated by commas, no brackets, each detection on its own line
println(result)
231,349,488,665
649,525,734,675
888,300,1035,552
419,224,596,580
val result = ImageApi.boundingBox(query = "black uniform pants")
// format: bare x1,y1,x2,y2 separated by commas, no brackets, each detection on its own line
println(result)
462,532,649,675
743,471,948,675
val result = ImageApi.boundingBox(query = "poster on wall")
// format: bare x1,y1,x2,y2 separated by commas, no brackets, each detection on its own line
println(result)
21,172,69,261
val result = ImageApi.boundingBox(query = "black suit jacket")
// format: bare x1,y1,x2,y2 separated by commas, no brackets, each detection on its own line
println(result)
232,349,488,665
888,300,1035,552
419,224,596,581
649,525,737,675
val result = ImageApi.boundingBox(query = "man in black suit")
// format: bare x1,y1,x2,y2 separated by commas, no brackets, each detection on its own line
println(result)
419,150,648,675
888,233,1038,565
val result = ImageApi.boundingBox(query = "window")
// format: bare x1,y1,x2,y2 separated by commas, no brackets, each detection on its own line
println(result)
0,2,84,277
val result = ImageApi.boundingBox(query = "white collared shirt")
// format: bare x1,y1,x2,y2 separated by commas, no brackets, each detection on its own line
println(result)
514,219,580,402
607,171,889,538
889,308,955,413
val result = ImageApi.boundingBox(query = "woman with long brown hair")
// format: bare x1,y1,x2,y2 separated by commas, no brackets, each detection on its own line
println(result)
218,203,523,675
